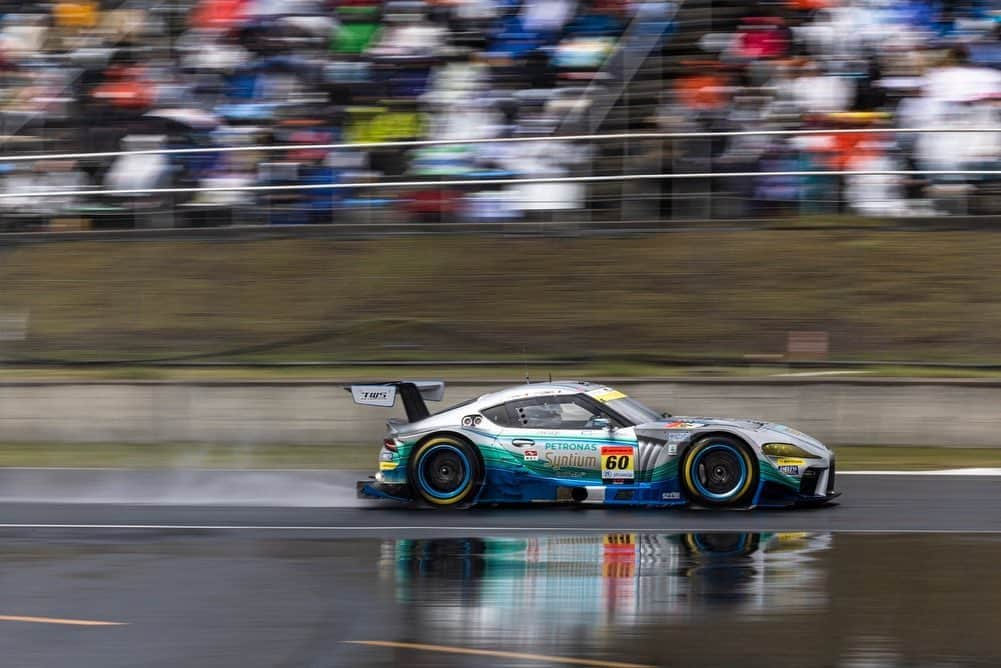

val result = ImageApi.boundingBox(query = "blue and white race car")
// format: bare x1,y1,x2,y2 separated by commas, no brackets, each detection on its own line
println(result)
354,380,838,509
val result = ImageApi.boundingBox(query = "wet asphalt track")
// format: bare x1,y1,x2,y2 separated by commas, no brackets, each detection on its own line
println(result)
0,470,998,534
1,470,1000,668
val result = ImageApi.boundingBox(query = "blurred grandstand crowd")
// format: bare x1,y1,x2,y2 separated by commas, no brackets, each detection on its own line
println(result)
0,0,997,229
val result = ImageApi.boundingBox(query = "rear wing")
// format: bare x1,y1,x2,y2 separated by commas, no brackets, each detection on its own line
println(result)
346,381,445,423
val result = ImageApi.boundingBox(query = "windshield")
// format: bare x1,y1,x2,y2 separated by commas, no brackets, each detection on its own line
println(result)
604,396,663,426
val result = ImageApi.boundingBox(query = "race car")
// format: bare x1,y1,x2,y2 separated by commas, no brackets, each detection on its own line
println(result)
353,380,838,509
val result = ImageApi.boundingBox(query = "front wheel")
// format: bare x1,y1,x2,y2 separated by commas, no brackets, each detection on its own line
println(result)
681,436,758,508
409,436,482,508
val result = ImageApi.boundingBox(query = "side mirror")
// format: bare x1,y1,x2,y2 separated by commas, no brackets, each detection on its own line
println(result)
590,417,612,430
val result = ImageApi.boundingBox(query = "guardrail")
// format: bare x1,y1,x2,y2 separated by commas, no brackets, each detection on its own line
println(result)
0,169,998,200
0,127,998,228
1,127,998,162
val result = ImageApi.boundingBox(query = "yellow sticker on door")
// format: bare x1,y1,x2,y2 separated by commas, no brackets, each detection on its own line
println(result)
590,389,628,403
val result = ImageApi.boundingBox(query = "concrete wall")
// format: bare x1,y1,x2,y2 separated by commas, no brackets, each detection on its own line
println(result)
0,379,999,447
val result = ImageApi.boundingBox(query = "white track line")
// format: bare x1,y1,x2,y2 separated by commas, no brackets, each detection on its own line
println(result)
7,127,997,164
0,614,126,627
771,371,871,377
345,639,654,668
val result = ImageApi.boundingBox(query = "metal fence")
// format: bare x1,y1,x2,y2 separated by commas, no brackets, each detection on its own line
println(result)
0,127,998,232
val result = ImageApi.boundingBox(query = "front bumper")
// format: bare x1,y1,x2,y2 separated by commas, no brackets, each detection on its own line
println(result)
795,490,841,506
758,459,840,508
357,478,413,502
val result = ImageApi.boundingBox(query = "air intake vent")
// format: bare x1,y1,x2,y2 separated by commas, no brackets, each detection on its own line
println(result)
799,468,821,496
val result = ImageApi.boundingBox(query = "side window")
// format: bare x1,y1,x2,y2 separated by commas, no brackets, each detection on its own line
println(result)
514,398,565,429
559,400,601,427
481,403,517,427
512,396,610,429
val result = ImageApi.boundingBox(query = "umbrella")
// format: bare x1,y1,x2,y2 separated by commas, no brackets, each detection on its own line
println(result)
190,0,251,30
145,108,221,129
278,15,336,38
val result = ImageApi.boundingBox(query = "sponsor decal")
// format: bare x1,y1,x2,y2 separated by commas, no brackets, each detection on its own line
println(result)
523,449,539,462
666,431,691,444
776,458,806,466
542,442,598,451
379,461,398,471
667,443,678,456
545,451,598,470
661,491,681,500
664,421,704,429
589,388,628,403
777,457,805,476
350,385,396,407
601,446,635,482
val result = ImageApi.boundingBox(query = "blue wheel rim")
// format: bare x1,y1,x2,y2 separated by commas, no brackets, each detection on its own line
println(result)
691,444,748,501
416,444,472,500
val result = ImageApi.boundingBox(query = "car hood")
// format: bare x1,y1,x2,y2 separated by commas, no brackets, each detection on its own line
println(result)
636,416,768,434
634,417,830,457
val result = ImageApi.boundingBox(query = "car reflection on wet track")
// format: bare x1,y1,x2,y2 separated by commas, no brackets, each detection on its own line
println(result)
388,532,832,630
3,529,1001,667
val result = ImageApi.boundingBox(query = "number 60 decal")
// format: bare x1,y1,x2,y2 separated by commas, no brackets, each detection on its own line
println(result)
600,446,635,481
605,455,631,469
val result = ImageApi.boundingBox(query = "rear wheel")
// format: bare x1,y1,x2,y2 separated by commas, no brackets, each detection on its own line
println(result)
681,436,758,508
409,436,482,508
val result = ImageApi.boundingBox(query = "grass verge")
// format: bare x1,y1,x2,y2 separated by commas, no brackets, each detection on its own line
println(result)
0,442,998,471
5,232,1001,364
832,446,1001,471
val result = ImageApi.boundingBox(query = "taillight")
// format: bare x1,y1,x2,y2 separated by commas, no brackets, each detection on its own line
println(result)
383,438,398,452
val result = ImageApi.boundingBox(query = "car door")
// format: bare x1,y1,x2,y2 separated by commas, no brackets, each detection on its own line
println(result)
491,394,637,484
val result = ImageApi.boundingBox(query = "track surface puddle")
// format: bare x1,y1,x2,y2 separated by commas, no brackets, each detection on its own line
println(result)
0,531,998,666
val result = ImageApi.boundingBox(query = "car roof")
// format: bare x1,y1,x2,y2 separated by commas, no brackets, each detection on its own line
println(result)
474,381,608,407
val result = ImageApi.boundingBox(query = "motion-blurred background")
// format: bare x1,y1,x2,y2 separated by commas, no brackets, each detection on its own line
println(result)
0,0,998,368
0,0,997,225
1,7,1000,667
0,8,1000,664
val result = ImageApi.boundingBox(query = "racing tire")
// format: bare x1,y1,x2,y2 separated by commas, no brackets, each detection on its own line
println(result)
684,533,761,557
409,435,482,508
681,436,758,508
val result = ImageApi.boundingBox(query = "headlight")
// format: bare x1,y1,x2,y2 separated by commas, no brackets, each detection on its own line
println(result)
762,443,821,459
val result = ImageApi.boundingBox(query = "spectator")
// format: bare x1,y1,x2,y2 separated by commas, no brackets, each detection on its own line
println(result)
0,0,995,227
